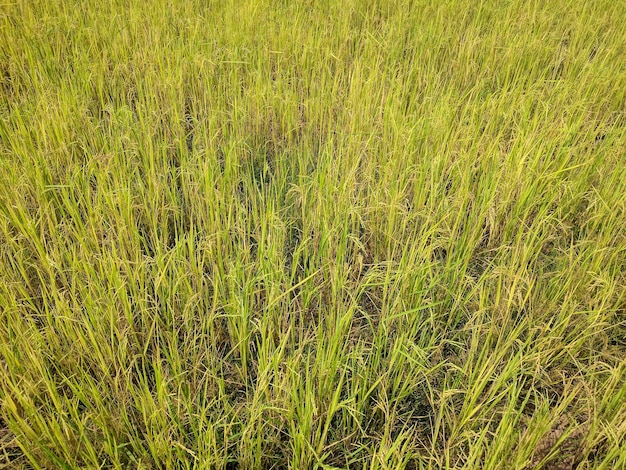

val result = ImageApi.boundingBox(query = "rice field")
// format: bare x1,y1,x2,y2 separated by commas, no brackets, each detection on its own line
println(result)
1,0,625,468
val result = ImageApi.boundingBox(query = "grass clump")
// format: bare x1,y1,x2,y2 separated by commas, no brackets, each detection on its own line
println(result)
1,0,625,468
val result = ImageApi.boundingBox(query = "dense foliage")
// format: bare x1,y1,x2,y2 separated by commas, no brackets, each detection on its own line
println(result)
1,0,625,468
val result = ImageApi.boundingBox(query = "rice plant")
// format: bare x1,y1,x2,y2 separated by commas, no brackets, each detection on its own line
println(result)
1,0,624,468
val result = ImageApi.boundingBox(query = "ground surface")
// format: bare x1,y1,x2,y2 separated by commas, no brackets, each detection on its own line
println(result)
1,0,625,468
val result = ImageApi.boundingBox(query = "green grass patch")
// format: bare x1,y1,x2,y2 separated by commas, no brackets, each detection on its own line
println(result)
1,0,625,468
